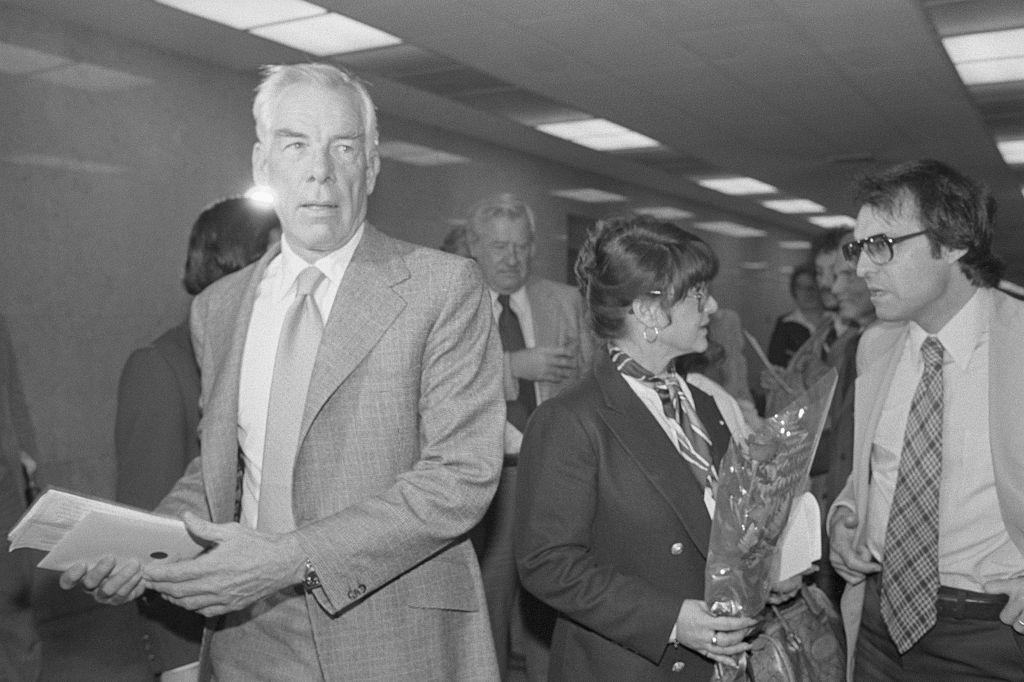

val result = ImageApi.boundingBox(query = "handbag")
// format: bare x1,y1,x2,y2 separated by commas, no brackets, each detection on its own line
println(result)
745,584,845,681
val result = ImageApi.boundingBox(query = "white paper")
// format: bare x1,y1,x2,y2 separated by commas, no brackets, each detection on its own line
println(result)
773,492,821,582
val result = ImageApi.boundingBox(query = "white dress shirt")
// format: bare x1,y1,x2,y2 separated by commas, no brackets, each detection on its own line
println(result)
236,227,363,528
489,287,537,453
865,287,1023,591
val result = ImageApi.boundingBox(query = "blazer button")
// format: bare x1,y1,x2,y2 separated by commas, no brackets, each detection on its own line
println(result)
672,661,685,672
670,542,684,555
348,588,360,600
357,584,367,595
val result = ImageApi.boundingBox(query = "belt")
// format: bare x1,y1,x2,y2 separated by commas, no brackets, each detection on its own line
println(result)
502,453,518,467
936,585,1007,621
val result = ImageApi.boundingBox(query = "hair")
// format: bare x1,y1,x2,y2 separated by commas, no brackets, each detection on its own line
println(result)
439,224,471,257
252,63,379,161
466,193,536,243
854,159,1003,287
789,262,817,296
574,215,718,340
183,197,280,295
809,228,849,260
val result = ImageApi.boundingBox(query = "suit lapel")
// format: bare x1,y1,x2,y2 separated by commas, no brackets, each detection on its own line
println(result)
301,225,408,444
593,355,712,558
203,247,277,522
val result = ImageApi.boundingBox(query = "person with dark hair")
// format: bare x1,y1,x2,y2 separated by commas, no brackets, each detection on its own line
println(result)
439,224,471,258
66,63,504,680
766,263,825,367
113,196,278,677
465,192,594,680
828,160,1024,678
514,216,764,679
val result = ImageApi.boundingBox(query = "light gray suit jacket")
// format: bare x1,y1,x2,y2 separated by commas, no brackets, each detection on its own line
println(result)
831,287,1024,677
501,277,595,406
160,225,505,680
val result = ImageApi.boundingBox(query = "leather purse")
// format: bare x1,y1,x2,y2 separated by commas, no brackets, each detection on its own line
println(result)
745,584,845,681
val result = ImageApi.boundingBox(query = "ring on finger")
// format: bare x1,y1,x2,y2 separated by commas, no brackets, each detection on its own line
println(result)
711,633,718,647
1017,617,1024,627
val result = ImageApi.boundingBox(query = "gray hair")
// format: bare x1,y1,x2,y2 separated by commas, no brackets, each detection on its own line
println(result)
466,193,536,242
252,63,379,161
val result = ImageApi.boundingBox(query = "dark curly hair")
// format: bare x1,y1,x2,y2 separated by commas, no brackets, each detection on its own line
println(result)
854,159,1003,287
183,197,280,295
574,215,718,340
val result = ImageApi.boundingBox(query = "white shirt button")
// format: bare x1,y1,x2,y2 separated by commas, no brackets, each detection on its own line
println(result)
670,542,684,555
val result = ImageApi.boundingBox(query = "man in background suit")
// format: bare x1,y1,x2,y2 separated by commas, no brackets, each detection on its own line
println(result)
62,63,504,680
829,160,1024,678
114,196,278,676
466,193,594,680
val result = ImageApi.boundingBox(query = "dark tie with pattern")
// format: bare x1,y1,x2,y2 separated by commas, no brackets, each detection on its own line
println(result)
880,336,944,653
498,294,535,432
258,266,325,532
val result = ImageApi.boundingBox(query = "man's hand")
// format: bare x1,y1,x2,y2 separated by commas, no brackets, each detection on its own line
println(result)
828,507,880,585
983,577,1024,634
674,599,757,668
59,556,146,606
144,512,306,617
509,347,576,382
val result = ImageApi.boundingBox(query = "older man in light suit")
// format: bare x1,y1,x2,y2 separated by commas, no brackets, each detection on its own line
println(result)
465,194,594,680
829,160,1024,679
61,63,504,680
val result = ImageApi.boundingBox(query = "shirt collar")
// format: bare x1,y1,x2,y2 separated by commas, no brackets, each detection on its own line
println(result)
274,225,364,302
488,285,527,307
907,286,988,371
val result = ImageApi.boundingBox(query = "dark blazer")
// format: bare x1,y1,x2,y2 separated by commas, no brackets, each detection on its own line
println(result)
114,320,204,672
515,351,732,680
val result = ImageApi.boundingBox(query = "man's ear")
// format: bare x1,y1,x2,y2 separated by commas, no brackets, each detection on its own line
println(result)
365,151,380,195
252,142,268,186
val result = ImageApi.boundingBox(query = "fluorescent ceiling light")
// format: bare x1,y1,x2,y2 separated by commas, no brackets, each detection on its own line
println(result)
244,185,276,205
740,261,769,270
550,188,627,203
953,57,1024,86
943,27,1024,63
0,42,69,75
153,0,324,30
4,153,126,174
634,206,695,220
32,63,153,91
996,138,1024,165
695,176,778,195
251,13,402,56
378,140,469,166
536,118,661,151
692,221,766,238
778,240,811,250
761,198,826,214
809,215,856,229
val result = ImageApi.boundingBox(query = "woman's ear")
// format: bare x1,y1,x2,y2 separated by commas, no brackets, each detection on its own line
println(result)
632,297,667,329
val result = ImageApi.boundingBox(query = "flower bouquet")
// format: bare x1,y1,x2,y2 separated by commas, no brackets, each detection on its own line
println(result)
705,369,838,620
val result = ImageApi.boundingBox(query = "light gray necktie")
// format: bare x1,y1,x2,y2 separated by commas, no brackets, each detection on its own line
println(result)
258,266,325,532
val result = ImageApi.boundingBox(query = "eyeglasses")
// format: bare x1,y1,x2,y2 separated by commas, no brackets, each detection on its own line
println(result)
649,283,710,313
842,230,928,265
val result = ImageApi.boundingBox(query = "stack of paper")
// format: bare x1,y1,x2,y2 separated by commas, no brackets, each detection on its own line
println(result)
7,487,205,571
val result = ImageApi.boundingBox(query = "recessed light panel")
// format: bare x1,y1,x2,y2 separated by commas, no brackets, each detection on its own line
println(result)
154,0,325,30
761,199,826,214
378,140,469,166
809,215,856,229
550,188,628,203
692,221,766,238
695,176,778,196
942,28,1024,86
635,206,695,220
537,119,661,151
996,138,1024,165
251,13,402,56
778,240,811,250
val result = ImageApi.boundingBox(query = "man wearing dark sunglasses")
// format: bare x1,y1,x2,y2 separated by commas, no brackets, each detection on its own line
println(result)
827,159,1024,679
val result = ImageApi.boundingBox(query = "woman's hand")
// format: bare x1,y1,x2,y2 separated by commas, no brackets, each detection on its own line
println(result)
674,599,757,667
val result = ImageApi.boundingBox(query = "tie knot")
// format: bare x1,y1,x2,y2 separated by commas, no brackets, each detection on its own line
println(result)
497,294,511,309
295,267,324,297
921,336,943,367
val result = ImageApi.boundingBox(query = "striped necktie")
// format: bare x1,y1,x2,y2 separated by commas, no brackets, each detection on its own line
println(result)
881,336,944,653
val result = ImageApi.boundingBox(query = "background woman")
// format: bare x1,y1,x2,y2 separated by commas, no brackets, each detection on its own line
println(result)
514,216,757,679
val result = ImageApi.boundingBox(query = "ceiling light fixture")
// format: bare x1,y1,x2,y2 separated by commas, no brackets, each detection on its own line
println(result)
808,215,856,229
550,188,628,203
694,176,778,196
378,140,470,166
692,221,766,238
536,119,661,151
778,240,811,250
996,138,1024,166
250,13,402,56
942,27,1024,86
634,206,695,220
153,0,325,31
761,198,826,214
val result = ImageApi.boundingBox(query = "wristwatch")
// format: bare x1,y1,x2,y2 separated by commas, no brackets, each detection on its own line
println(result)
302,558,321,591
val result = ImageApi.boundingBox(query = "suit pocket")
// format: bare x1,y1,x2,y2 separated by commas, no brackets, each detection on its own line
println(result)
405,547,480,612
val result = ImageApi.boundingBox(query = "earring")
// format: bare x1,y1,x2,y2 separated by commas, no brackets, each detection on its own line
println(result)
642,325,660,343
